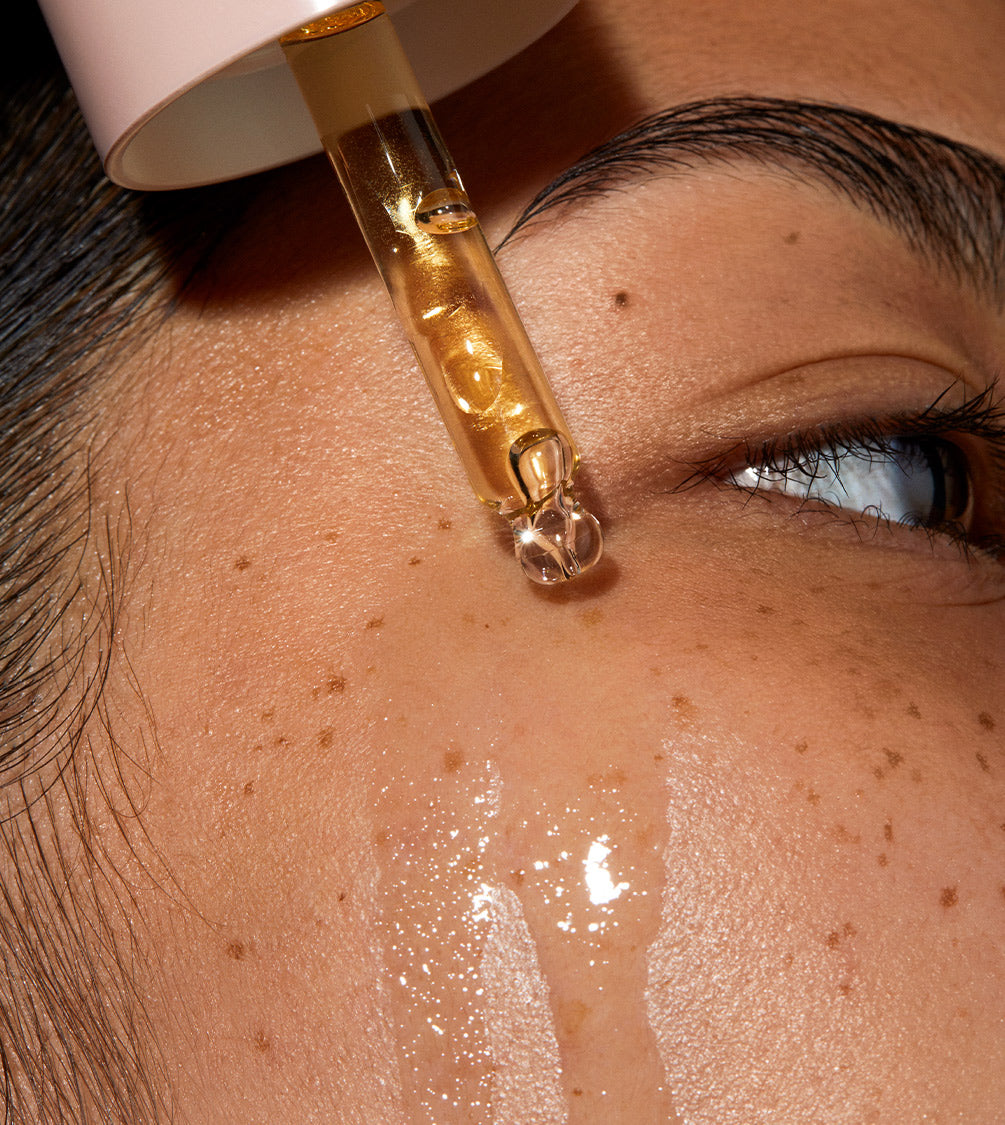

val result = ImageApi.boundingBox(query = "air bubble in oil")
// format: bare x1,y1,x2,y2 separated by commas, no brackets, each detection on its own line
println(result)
414,188,478,235
441,348,504,414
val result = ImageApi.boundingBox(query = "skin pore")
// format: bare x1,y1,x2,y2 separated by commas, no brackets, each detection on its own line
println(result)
49,0,1004,1120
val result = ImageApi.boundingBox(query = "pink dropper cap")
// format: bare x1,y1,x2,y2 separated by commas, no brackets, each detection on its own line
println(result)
37,0,576,190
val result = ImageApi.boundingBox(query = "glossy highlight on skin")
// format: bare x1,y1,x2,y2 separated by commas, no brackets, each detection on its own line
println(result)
373,756,567,1120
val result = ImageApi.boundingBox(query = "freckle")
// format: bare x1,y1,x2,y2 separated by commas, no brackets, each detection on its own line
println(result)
338,891,347,902
756,603,775,615
940,886,958,908
589,766,627,790
873,767,885,780
572,1089,584,1097
834,824,860,844
328,674,346,695
226,942,246,961
409,556,422,565
884,820,894,843
1000,885,1005,901
978,711,996,731
375,829,392,847
560,999,591,1037
253,1031,271,1053
976,752,990,773
906,702,921,719
794,740,809,754
653,753,664,762
671,695,695,719
838,982,853,996
613,290,629,308
581,608,604,627
366,616,384,630
261,710,274,724
234,555,252,571
826,931,840,948
807,789,821,805
877,853,889,866
323,530,338,543
784,230,800,244
884,749,903,768
318,729,334,749
444,749,464,773
437,518,452,530
510,869,525,886
243,781,255,797
274,735,289,747
843,922,857,937
911,769,923,783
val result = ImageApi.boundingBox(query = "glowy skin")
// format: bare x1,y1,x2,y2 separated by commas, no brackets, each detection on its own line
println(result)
89,0,1003,1121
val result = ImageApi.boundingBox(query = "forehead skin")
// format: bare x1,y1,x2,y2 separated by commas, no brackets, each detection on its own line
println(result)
91,0,1003,1122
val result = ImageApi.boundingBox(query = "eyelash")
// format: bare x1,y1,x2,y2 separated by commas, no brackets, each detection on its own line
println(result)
683,383,1005,560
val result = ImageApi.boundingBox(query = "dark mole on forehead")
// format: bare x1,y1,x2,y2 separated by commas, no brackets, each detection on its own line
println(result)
978,711,996,731
613,290,629,307
940,887,959,908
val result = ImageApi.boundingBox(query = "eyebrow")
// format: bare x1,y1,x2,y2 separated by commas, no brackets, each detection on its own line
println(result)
499,96,1005,305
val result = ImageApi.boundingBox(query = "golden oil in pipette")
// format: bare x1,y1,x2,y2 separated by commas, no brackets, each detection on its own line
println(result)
281,4,603,583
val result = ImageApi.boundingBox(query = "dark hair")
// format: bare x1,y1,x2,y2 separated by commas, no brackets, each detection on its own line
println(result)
0,8,250,1120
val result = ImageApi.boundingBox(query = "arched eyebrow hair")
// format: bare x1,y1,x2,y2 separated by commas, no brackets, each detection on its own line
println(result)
498,96,1005,304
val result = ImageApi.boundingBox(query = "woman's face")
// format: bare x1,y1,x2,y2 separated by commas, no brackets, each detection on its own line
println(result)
92,0,1004,1120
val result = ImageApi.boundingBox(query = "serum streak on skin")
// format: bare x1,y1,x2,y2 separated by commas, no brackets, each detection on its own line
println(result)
373,756,567,1121
502,768,682,1122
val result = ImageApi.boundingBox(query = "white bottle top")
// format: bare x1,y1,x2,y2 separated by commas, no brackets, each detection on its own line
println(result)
38,0,576,190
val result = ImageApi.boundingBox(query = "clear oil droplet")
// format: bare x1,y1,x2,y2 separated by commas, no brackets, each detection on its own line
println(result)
414,188,478,234
507,432,603,583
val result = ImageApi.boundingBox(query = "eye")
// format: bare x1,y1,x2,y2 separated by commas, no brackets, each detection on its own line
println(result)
681,384,1005,560
732,434,972,532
